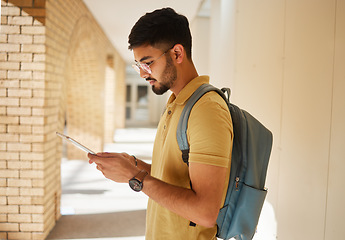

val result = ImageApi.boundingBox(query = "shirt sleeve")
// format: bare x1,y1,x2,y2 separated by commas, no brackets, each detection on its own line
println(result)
187,92,233,168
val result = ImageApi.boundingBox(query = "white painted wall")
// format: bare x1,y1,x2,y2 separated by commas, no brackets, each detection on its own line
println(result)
324,0,345,239
192,0,345,239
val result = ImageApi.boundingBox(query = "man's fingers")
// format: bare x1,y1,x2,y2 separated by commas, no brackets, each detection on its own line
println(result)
88,153,105,164
96,164,102,171
97,152,121,157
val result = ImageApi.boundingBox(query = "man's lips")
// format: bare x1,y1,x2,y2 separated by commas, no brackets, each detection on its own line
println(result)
146,78,157,85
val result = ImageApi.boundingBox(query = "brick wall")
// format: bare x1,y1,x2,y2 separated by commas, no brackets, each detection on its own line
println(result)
0,0,126,239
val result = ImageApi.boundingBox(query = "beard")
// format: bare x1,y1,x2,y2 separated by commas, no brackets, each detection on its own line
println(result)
150,55,177,95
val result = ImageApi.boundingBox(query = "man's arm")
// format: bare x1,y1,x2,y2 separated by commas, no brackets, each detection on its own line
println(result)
142,162,227,228
88,153,227,228
132,155,151,174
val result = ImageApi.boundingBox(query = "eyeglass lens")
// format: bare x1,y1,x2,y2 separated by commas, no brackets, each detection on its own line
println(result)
132,62,152,74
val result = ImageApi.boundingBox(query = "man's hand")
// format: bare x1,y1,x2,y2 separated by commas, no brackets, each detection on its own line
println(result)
88,152,139,183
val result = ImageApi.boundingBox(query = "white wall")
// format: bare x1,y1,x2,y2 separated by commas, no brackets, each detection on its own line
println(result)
192,0,345,239
191,14,210,75
324,0,345,239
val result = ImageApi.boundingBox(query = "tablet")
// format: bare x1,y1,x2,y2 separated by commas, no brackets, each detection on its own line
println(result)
56,132,96,155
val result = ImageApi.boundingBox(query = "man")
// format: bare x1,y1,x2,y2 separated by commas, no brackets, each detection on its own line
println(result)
88,8,233,240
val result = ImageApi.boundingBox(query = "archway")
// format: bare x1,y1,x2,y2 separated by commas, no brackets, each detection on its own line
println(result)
62,17,105,160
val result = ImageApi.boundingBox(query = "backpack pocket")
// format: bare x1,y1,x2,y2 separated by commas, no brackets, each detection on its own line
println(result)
217,183,267,240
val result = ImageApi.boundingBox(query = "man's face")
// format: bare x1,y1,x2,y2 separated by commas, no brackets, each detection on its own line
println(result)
133,45,177,95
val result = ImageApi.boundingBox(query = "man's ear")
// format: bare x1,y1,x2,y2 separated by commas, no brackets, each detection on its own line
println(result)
172,44,184,64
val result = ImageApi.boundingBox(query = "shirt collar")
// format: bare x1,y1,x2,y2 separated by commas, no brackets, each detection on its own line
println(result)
167,75,210,106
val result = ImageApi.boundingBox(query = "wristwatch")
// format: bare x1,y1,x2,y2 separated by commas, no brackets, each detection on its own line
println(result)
129,170,148,192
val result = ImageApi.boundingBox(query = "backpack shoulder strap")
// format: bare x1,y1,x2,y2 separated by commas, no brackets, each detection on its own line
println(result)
176,83,230,165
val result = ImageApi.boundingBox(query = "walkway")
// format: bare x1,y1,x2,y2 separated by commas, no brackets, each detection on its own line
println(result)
47,128,156,240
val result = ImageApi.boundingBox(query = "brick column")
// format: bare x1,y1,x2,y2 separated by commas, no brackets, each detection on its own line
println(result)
1,0,54,239
0,0,126,239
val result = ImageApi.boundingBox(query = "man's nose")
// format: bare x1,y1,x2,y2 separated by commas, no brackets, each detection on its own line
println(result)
140,68,150,79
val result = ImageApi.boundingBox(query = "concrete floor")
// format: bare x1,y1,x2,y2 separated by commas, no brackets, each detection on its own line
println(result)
47,128,156,240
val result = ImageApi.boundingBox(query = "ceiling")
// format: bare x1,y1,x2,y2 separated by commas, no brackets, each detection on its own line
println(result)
83,0,206,65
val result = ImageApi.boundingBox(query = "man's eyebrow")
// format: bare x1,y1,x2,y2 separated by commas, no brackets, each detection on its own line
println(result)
138,56,153,62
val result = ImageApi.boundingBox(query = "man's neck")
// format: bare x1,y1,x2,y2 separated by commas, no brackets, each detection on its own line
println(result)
170,61,199,96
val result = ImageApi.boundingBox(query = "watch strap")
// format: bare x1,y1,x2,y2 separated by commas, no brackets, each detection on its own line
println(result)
134,170,148,182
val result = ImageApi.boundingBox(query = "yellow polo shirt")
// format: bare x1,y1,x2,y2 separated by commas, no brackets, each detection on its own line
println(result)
146,76,233,240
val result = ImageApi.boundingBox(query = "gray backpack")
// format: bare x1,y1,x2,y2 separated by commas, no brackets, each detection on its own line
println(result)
176,83,273,240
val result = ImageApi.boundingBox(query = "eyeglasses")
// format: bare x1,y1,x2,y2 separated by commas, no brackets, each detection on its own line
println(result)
132,47,172,75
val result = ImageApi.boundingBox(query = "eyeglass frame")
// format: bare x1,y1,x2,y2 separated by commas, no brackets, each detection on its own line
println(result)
132,45,174,75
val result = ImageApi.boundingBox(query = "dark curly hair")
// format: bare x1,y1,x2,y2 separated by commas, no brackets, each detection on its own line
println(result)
128,8,192,59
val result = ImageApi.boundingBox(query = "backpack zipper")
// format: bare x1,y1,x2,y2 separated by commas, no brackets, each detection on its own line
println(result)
235,177,240,191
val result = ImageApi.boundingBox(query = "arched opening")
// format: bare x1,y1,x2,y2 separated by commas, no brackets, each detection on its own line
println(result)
62,18,105,160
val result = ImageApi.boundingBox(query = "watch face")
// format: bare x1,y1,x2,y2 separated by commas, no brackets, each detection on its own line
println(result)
129,179,142,192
